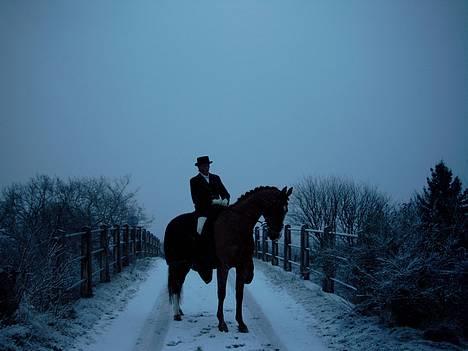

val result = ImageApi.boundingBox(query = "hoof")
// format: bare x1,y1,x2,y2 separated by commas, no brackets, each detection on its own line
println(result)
238,323,249,333
179,308,184,316
174,314,182,321
218,321,229,332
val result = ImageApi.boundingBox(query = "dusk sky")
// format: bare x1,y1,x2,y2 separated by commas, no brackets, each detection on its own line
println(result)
1,0,467,236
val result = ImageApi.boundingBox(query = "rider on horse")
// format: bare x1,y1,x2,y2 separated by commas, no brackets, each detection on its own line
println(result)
190,155,230,280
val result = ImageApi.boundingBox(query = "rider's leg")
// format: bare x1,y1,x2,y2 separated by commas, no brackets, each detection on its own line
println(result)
196,216,207,235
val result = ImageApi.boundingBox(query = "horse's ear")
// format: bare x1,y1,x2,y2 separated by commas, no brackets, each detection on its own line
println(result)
281,186,287,194
287,187,293,197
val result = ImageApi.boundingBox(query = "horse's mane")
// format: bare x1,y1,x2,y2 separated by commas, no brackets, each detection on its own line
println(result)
234,186,279,204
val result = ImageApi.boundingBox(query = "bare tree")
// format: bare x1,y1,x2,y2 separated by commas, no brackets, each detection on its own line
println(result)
290,176,390,234
0,175,151,318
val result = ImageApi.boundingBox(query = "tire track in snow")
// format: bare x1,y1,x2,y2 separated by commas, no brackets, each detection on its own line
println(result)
227,273,288,351
133,283,171,351
148,270,288,351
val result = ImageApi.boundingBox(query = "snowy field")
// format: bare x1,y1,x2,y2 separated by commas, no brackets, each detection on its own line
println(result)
1,257,464,350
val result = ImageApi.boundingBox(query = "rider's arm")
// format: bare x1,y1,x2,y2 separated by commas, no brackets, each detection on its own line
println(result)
216,176,230,202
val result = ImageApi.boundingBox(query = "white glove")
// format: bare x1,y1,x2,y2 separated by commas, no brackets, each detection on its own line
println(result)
212,198,228,206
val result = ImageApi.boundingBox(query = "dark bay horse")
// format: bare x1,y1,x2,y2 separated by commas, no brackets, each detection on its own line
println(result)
164,186,293,332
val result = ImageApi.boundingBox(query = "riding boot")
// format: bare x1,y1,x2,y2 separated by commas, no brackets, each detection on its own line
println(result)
200,216,218,269
193,228,214,283
192,255,213,284
191,235,205,272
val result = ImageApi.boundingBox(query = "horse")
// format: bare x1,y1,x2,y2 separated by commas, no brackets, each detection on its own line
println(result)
163,186,293,333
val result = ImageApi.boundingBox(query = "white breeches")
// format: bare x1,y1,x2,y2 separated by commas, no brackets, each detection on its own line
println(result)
197,216,207,235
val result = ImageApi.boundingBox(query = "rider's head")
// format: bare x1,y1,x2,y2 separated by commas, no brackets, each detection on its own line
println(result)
195,156,212,176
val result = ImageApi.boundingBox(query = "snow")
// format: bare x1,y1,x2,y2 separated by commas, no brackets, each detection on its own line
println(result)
246,266,327,351
74,261,301,351
1,257,464,351
150,270,287,351
71,260,167,351
71,259,463,351
250,261,464,351
0,258,158,351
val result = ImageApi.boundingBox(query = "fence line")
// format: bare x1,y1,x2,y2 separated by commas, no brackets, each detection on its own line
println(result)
253,224,357,295
54,224,161,298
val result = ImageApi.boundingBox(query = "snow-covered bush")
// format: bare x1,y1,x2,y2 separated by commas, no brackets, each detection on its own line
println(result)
290,167,467,343
351,210,466,342
358,162,467,341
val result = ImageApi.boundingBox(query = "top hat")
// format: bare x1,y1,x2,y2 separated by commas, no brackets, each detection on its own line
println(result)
195,156,213,166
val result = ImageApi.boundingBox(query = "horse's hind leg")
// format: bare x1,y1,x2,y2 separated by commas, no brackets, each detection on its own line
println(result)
216,266,229,332
235,266,249,333
168,263,190,321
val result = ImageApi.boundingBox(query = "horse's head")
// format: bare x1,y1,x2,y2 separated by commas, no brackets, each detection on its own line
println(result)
263,186,293,240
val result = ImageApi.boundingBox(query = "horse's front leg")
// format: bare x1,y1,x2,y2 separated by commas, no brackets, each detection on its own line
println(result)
216,266,229,332
235,266,249,333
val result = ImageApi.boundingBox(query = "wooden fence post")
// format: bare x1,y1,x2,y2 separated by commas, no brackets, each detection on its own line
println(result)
139,227,145,258
123,224,130,266
261,227,267,261
113,225,122,273
272,238,278,266
156,237,161,256
53,231,65,303
148,233,154,256
130,226,136,263
146,233,150,256
148,231,152,256
283,224,291,271
80,226,93,297
254,227,259,258
300,225,310,280
322,226,336,293
136,226,142,258
142,229,147,256
99,225,110,283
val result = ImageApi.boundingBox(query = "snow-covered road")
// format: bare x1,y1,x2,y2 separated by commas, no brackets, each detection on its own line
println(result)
72,258,460,351
74,259,327,351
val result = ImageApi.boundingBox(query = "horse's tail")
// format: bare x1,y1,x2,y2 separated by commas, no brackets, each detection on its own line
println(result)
167,262,181,304
167,261,190,320
164,213,194,318
168,260,191,300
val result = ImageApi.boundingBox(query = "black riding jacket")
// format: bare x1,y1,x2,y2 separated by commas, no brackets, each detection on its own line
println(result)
190,173,230,217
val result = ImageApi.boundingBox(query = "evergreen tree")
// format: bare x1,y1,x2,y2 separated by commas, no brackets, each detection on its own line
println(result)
417,161,467,250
